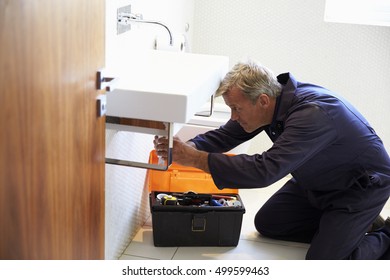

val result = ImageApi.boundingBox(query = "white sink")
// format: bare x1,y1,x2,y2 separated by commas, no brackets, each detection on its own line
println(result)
105,50,229,124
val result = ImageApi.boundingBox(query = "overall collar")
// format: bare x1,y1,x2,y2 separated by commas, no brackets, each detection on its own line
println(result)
272,72,297,124
267,73,297,138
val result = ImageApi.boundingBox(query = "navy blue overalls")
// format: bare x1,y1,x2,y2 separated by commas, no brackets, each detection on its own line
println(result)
190,73,390,259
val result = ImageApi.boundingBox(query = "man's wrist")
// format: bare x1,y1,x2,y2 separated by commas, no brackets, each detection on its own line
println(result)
193,150,210,173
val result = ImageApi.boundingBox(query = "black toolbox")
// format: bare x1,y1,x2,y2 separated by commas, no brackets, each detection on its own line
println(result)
149,191,246,247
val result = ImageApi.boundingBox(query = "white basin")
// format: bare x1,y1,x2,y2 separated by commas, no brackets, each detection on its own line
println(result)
105,50,229,124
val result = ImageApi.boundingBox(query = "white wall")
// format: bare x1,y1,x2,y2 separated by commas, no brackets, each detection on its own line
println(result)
105,0,194,260
193,0,390,154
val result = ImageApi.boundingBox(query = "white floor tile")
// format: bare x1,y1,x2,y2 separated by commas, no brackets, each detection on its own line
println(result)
121,226,178,260
119,254,154,260
173,239,307,260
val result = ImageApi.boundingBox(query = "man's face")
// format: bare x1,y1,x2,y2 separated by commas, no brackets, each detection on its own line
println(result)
223,86,274,133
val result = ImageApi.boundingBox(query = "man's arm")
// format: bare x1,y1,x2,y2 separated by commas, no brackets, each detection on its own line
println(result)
154,136,210,173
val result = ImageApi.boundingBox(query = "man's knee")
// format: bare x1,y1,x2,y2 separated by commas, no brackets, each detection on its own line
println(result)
254,207,274,236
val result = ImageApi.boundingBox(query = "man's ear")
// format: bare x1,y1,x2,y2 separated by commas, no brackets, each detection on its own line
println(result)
258,93,271,108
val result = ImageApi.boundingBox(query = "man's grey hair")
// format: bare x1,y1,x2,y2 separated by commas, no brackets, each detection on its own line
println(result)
216,60,282,104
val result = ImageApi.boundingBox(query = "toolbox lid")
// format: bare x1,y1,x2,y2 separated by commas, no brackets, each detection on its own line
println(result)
150,191,245,213
146,150,239,194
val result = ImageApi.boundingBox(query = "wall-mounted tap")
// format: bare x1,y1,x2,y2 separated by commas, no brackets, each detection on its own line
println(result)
117,5,173,46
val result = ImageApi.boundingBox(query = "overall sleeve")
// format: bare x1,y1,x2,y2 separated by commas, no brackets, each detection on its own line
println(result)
190,119,264,153
208,104,338,189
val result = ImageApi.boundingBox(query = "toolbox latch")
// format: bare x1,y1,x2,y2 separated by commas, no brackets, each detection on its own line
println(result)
192,215,206,232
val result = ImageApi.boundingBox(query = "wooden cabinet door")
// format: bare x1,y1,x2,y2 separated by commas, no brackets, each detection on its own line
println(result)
0,0,105,259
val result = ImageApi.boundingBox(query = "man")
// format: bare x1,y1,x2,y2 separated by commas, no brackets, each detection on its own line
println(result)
154,61,390,259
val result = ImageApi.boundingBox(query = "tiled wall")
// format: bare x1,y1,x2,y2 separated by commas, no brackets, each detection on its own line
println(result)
105,0,194,259
193,0,390,154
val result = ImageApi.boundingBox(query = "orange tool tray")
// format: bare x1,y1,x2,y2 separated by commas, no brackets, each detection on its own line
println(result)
146,150,238,194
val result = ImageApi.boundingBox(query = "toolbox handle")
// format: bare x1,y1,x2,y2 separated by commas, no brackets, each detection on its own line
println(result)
192,215,206,232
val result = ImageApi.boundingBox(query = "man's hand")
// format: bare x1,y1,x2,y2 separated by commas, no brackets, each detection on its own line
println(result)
153,136,210,173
